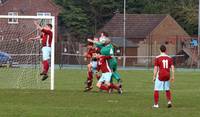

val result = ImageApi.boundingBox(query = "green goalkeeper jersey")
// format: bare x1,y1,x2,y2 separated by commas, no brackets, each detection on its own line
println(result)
95,42,120,81
99,44,117,71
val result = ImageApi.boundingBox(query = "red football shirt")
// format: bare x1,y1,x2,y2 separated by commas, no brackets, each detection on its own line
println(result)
87,47,96,59
154,53,174,81
97,56,112,73
41,29,52,47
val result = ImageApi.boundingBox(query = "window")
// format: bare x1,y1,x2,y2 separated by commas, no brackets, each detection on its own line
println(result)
8,12,18,24
37,12,51,25
37,12,51,16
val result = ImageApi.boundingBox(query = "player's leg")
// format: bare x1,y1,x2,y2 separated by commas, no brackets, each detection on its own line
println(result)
91,61,99,80
41,47,46,75
95,71,100,80
109,58,123,92
153,90,159,108
103,72,122,94
112,71,120,81
102,72,112,93
41,47,51,81
164,81,172,108
96,73,109,92
85,60,99,91
84,63,93,92
108,73,122,94
109,58,121,82
166,90,172,108
109,83,122,94
153,77,163,108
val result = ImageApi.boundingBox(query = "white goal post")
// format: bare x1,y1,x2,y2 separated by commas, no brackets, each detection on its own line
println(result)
0,15,55,90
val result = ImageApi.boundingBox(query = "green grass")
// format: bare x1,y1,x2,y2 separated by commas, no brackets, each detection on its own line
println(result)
0,68,49,89
0,69,200,117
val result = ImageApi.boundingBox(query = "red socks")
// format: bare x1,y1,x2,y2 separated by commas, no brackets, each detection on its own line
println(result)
154,90,172,105
42,60,49,74
100,85,109,91
86,71,93,87
99,84,119,92
87,71,93,81
154,91,159,105
166,90,171,101
109,83,119,90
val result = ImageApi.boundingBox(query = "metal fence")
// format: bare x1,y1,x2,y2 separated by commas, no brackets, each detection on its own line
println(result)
57,35,198,69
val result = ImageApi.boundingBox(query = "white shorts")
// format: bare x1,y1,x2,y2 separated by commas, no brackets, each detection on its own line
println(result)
90,61,97,69
154,76,170,91
42,46,51,61
98,72,112,83
91,61,98,73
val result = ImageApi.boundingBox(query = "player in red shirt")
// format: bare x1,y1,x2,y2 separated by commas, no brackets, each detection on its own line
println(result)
83,40,100,92
152,45,175,108
33,21,53,81
96,54,122,94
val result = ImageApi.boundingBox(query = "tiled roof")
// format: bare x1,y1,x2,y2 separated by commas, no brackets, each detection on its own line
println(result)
100,13,166,39
110,37,138,47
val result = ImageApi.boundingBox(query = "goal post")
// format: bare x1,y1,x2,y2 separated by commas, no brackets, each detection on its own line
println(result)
0,15,55,90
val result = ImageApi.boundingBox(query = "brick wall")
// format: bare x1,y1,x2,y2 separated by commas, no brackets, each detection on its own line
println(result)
0,0,60,41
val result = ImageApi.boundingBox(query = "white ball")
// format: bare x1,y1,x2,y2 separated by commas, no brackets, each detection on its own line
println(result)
99,36,107,44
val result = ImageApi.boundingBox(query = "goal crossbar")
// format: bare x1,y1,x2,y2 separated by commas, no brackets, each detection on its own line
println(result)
0,15,55,20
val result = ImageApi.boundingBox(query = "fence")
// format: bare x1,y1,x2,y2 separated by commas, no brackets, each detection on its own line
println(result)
57,35,198,69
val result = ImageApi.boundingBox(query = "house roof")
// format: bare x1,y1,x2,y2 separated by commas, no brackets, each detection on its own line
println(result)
100,13,166,39
110,37,138,48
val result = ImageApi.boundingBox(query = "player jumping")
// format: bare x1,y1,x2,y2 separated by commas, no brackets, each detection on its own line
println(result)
152,45,175,108
33,21,53,81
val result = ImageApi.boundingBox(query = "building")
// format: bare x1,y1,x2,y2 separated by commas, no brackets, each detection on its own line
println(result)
99,13,191,66
0,0,60,40
0,0,60,64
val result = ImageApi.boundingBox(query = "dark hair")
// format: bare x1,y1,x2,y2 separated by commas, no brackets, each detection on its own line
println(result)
47,24,52,29
88,42,93,46
160,45,166,52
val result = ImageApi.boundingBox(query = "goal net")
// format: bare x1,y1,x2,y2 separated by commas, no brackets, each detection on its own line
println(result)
0,15,55,90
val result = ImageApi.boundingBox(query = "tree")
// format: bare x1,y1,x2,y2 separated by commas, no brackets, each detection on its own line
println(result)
86,0,123,32
54,0,91,41
54,0,198,39
172,0,198,34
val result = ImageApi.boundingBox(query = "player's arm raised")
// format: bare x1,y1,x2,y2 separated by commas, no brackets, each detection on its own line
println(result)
34,21,42,30
87,38,98,44
28,35,41,41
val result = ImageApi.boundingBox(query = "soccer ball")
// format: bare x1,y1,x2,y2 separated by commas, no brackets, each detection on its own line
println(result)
99,36,107,44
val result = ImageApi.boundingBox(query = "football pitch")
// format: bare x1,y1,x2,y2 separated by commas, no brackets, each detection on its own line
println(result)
0,69,199,117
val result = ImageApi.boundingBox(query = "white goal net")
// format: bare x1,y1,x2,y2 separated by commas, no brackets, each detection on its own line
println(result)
0,15,55,90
